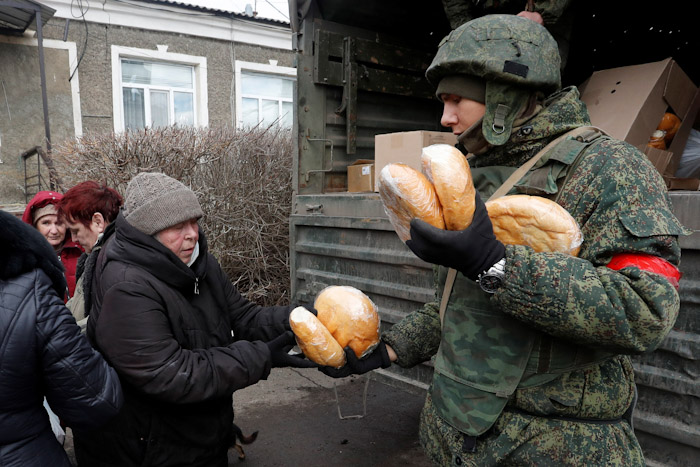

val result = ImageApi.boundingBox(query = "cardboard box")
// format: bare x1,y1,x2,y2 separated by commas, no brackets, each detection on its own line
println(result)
374,131,457,191
641,146,675,175
664,176,700,191
347,159,375,192
579,58,700,177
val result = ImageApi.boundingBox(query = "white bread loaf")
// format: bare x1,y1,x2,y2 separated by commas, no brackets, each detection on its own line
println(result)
289,306,346,368
485,195,583,256
314,286,380,359
421,144,475,230
378,163,445,242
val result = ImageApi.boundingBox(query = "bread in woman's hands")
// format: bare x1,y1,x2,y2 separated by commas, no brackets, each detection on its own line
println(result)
378,163,445,242
289,306,346,368
314,286,381,359
485,195,583,256
421,144,475,230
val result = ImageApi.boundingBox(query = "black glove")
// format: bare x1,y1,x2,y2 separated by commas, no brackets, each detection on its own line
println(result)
319,341,392,378
266,331,318,369
405,191,505,281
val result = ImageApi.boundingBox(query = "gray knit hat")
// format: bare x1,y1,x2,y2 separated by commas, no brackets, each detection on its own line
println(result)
124,172,203,235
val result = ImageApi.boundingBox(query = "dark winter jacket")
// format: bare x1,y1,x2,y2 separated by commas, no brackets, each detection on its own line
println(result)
69,221,116,321
73,212,293,467
0,211,123,467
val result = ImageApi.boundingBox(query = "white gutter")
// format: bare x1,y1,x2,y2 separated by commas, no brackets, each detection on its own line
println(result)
38,0,292,50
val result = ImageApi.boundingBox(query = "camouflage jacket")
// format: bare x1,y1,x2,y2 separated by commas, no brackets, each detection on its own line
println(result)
442,0,573,29
383,86,688,434
441,0,575,68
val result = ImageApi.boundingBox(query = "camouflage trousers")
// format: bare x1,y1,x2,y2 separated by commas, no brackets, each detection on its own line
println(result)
419,393,644,466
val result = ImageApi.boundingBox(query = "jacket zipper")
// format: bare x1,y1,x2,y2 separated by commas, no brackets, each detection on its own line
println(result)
194,278,199,295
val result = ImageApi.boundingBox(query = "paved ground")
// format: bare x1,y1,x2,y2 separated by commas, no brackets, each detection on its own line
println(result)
65,368,432,466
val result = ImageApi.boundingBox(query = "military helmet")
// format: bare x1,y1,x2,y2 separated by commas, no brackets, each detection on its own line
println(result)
427,14,561,146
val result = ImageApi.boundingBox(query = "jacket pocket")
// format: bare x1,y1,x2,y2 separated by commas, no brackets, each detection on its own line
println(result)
619,208,690,238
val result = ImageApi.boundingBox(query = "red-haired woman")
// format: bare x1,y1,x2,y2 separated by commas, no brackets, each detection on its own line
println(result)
22,191,83,303
57,181,123,328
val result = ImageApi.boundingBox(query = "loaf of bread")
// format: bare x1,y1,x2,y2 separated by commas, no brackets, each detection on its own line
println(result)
485,195,583,256
289,306,346,368
314,286,380,359
378,163,445,242
421,144,475,230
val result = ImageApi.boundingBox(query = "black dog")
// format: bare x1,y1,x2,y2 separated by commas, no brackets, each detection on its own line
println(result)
230,423,258,460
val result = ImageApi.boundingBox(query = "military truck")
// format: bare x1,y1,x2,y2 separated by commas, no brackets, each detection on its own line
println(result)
286,1,698,465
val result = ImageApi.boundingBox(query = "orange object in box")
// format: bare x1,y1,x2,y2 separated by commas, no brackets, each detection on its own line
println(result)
657,112,681,144
647,130,667,150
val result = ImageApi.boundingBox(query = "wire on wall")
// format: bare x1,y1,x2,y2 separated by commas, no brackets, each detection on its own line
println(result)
68,0,89,82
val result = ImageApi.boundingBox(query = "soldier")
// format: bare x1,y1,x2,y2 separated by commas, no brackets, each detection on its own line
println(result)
441,0,574,73
321,15,689,465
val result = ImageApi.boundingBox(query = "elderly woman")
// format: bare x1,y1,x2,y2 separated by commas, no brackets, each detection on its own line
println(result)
56,181,123,328
72,172,315,467
22,191,83,302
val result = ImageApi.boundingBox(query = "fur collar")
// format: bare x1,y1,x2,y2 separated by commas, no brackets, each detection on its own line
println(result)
0,210,67,296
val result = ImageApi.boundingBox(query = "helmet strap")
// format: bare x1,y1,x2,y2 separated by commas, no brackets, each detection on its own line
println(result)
457,117,490,156
482,82,531,146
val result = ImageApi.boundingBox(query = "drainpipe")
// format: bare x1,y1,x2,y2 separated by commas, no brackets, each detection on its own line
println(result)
35,8,51,152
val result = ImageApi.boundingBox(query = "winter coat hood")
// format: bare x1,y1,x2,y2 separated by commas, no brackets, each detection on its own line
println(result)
0,210,66,297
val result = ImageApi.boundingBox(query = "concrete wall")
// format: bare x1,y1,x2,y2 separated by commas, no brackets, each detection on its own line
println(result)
0,19,294,204
0,42,74,203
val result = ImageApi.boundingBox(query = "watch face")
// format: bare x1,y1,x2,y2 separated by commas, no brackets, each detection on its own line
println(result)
479,274,502,293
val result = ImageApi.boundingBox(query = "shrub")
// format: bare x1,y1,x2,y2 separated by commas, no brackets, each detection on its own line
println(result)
52,125,293,306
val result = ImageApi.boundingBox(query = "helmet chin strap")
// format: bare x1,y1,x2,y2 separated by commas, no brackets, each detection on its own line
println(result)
482,82,532,146
457,117,490,155
457,92,542,155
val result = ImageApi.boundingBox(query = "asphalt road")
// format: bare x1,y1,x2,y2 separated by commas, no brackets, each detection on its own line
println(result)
64,368,431,466
228,367,430,466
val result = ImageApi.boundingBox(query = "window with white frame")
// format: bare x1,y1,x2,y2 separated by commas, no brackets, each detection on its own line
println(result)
235,61,295,129
112,46,208,132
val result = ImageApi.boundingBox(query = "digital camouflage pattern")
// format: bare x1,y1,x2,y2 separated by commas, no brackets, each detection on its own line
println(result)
426,15,561,92
441,0,573,31
440,0,575,68
427,14,562,146
419,392,644,466
382,86,688,464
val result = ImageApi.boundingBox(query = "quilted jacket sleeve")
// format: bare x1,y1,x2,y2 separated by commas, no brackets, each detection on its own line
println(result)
36,270,123,430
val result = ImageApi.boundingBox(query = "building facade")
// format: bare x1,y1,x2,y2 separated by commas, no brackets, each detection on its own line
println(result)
0,0,294,204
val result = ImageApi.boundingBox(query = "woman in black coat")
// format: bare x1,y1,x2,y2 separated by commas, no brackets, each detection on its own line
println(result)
73,172,315,467
0,210,123,467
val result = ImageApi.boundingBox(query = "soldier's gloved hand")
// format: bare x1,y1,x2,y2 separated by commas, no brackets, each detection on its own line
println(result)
405,191,505,281
319,341,392,378
266,331,318,369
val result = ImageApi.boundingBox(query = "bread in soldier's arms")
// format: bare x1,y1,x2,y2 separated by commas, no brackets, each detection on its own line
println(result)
314,286,381,359
289,306,346,368
421,144,475,230
378,163,445,242
485,195,583,256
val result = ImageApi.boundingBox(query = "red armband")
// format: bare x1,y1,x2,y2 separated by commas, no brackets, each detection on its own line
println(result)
607,253,682,289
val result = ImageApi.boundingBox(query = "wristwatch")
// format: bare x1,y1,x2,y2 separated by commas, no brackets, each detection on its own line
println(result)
477,258,506,293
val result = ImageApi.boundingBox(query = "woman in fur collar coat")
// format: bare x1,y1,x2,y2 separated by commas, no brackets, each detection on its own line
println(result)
0,210,123,467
